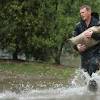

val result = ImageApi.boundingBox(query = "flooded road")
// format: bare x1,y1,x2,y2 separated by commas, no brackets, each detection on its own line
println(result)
0,86,100,100
0,69,100,100
0,84,100,100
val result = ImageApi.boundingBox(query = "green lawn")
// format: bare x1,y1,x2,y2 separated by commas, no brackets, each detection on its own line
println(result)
0,61,75,80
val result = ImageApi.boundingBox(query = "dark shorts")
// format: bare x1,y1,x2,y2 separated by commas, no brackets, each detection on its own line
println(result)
81,52,100,76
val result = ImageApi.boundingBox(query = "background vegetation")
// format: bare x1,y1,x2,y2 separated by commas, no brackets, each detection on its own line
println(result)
0,0,100,64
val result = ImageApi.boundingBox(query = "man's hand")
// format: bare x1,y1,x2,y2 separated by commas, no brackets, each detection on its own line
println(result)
77,44,86,52
84,30,93,38
83,30,93,43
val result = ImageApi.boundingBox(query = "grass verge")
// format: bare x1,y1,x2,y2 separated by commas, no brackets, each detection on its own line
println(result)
0,60,75,80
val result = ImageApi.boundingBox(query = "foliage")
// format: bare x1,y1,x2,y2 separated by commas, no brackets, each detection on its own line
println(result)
0,0,100,63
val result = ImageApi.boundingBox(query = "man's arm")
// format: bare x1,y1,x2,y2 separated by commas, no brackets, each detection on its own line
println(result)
72,24,80,51
72,23,87,52
92,32,100,40
91,21,100,40
72,22,81,36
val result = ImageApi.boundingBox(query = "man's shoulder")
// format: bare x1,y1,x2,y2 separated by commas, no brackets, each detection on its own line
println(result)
76,22,81,25
75,22,81,28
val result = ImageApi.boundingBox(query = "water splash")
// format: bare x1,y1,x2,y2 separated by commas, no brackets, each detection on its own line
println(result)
0,69,100,100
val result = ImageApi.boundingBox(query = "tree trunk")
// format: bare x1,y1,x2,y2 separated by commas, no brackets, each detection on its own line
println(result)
55,41,65,64
12,51,18,60
12,45,19,60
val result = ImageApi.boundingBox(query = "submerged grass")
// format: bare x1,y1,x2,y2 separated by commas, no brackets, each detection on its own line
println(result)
0,61,75,80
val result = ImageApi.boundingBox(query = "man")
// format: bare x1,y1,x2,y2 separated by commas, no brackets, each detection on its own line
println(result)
73,5,100,76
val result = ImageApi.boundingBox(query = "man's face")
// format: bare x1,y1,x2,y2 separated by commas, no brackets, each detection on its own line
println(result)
80,8,91,21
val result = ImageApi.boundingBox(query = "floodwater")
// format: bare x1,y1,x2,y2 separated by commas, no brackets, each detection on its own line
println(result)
0,69,100,100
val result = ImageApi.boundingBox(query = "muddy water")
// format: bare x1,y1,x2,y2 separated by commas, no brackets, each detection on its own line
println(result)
0,69,100,100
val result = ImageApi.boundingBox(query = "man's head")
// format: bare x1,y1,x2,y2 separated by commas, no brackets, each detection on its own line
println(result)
80,5,92,21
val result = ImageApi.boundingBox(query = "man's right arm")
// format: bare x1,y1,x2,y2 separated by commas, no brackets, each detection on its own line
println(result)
72,23,81,51
72,23,86,52
72,22,81,36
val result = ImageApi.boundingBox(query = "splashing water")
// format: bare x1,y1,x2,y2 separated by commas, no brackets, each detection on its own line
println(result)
0,69,100,100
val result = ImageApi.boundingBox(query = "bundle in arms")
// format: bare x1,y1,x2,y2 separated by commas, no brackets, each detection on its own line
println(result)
69,26,100,49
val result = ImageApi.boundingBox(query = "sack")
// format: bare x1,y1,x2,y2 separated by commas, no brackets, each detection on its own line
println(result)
69,26,100,49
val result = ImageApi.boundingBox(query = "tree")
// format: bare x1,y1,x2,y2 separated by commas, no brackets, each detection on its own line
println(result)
0,0,99,63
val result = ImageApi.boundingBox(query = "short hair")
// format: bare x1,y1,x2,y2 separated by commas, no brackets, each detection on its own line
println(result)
80,5,91,11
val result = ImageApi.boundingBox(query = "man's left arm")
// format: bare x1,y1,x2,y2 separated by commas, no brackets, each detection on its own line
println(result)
91,32,100,40
90,21,100,40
